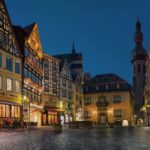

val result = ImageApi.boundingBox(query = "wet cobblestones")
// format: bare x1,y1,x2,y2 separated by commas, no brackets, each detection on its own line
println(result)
0,127,150,150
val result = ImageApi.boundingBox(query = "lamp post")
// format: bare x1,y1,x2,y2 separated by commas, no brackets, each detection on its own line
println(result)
23,95,30,133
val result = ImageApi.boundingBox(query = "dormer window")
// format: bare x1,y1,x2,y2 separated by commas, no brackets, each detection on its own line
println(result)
106,84,109,90
117,84,120,89
86,87,88,92
96,86,99,91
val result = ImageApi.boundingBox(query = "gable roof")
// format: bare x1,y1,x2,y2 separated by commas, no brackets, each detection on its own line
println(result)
23,22,36,38
0,0,22,57
13,23,43,58
13,25,26,54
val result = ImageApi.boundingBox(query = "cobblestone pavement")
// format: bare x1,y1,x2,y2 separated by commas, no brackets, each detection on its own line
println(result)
0,127,150,150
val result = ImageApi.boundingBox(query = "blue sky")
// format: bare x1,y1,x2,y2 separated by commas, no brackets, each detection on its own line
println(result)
5,0,150,84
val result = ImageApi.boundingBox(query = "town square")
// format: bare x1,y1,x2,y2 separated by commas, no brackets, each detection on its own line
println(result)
0,0,150,149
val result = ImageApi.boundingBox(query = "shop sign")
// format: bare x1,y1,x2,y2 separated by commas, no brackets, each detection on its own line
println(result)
48,111,57,115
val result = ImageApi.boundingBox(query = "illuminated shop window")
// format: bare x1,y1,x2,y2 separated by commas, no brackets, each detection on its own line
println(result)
0,53,2,68
5,105,10,117
7,78,12,91
0,104,10,117
15,80,21,93
1,104,5,117
0,76,2,90
11,106,20,118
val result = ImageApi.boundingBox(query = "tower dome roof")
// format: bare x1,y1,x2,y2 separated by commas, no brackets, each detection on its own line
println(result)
132,45,147,58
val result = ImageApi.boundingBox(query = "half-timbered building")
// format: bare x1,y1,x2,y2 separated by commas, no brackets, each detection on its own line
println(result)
14,23,44,126
0,0,22,122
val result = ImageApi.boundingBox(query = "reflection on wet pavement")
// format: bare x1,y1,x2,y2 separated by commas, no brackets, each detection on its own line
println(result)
0,127,150,150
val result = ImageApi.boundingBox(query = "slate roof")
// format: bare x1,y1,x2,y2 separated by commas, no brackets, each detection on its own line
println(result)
13,25,26,54
54,52,83,71
54,53,82,63
84,73,132,93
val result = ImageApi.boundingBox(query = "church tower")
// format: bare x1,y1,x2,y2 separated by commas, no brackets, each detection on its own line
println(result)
132,20,147,119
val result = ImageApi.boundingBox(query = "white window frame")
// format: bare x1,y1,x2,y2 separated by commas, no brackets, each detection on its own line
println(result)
15,80,21,93
0,75,2,90
7,78,12,92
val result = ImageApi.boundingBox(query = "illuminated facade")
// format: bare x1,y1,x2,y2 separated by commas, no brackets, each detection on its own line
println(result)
84,74,134,125
14,23,44,126
144,49,150,126
0,0,22,122
59,59,74,124
73,73,84,121
42,53,61,125
54,45,84,124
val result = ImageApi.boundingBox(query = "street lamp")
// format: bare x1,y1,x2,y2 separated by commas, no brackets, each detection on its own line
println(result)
23,95,27,100
22,95,30,133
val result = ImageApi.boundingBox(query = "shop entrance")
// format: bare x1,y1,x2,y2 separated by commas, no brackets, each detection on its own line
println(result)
48,111,58,125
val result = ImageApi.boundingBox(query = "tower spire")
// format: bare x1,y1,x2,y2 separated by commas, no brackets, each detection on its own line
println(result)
72,42,76,54
135,19,143,46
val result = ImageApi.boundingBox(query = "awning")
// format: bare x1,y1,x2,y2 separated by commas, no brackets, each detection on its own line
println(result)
0,100,22,106
30,103,44,110
45,107,64,112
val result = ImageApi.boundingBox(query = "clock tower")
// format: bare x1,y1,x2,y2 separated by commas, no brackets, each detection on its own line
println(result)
132,20,147,119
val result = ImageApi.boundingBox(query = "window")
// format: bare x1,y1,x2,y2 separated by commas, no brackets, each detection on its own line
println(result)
96,86,99,91
97,96,107,107
113,95,122,103
138,64,140,73
62,90,66,97
5,105,10,117
25,49,29,56
0,53,2,68
0,31,4,42
15,62,21,74
15,80,21,93
84,111,91,119
6,56,13,71
0,76,2,90
117,84,120,89
114,109,122,118
11,106,20,118
68,81,72,89
7,78,12,91
24,68,27,77
0,104,10,117
1,104,5,117
68,92,72,100
106,84,109,90
84,97,91,105
0,11,3,26
143,64,146,73
62,79,66,87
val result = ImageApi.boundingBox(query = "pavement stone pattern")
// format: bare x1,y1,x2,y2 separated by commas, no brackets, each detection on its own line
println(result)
0,127,150,150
